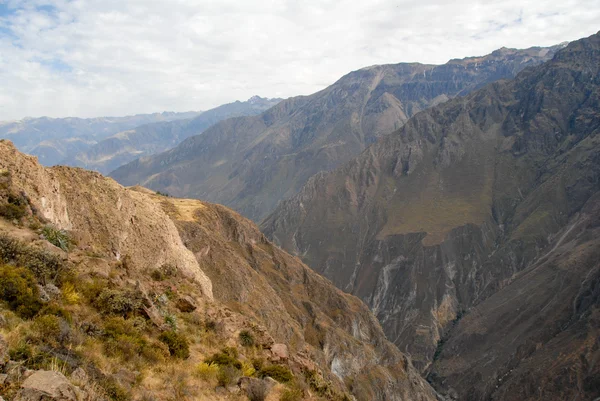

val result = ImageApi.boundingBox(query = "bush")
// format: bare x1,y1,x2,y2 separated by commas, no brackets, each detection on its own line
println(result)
196,362,219,381
0,264,42,318
280,387,304,401
158,330,190,359
246,379,269,401
204,349,242,369
95,288,143,317
61,282,80,304
0,203,27,220
239,330,255,347
42,225,72,251
0,234,68,285
32,315,62,344
258,365,293,383
217,365,241,387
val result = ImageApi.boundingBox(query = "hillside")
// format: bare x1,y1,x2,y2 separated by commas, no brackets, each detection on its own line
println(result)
0,140,436,401
261,30,600,400
64,96,282,174
1,111,201,166
110,45,563,222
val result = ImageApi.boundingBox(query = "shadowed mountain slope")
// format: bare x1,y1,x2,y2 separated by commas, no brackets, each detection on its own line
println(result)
261,30,600,398
111,45,563,222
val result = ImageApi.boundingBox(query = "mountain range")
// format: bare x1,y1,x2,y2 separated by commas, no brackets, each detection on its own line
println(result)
0,111,201,166
64,96,282,174
110,44,565,222
263,31,600,400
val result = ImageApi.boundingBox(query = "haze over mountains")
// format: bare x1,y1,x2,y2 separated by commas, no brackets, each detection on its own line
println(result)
263,31,600,399
111,44,564,222
2,96,280,174
64,96,282,174
0,111,200,167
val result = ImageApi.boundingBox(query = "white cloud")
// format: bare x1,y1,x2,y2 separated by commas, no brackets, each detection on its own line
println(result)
0,0,598,120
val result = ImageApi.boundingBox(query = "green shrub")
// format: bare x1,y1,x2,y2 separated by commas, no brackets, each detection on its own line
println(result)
42,225,72,251
204,350,242,369
258,365,293,383
95,288,143,317
0,234,68,285
239,330,255,347
31,315,63,345
217,365,241,387
158,330,190,359
0,264,42,318
0,203,27,220
101,377,131,401
9,342,33,361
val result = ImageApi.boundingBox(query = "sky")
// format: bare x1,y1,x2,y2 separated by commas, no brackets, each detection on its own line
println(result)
0,0,598,121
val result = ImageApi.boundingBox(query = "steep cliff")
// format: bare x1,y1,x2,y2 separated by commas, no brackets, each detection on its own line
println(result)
262,29,600,389
0,140,436,401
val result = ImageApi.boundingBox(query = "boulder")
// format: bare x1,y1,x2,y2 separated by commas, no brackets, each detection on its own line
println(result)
270,343,289,361
14,370,80,401
175,295,197,312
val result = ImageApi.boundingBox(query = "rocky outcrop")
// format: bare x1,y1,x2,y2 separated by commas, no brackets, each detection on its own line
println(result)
0,140,213,299
262,29,600,395
111,45,563,222
14,371,81,401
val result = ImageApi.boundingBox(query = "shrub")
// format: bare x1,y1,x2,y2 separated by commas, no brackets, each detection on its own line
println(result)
258,365,293,383
0,203,27,220
204,349,242,369
239,330,255,347
246,379,269,401
217,365,241,387
32,314,63,345
204,319,217,331
9,342,33,361
42,225,72,251
280,387,304,401
101,377,131,401
61,282,80,304
195,362,219,381
0,264,42,318
242,361,256,377
158,330,190,359
95,288,143,317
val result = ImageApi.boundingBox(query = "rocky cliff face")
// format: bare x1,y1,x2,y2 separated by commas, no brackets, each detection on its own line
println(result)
0,140,436,401
262,30,600,397
110,45,562,222
64,96,282,174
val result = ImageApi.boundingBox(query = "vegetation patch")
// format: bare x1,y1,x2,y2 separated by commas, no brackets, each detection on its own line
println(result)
158,330,190,359
42,225,72,251
0,264,43,318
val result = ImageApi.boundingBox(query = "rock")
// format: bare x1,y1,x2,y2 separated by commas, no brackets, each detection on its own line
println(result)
270,343,288,361
0,334,8,366
215,386,227,395
44,284,62,300
14,370,80,401
226,385,240,394
70,367,87,383
175,295,197,312
37,285,50,302
112,368,140,391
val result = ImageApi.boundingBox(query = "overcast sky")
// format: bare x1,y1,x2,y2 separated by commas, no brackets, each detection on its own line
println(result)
0,0,598,120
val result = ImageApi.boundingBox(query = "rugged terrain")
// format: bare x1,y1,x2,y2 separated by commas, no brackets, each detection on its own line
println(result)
65,96,282,174
1,111,200,166
111,45,563,222
0,140,436,401
262,31,600,400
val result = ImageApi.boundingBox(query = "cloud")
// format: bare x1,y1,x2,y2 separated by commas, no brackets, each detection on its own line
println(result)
0,0,598,120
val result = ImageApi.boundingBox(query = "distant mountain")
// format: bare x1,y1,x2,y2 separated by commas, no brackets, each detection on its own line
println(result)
111,44,564,222
262,32,600,400
0,111,201,166
65,96,282,174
